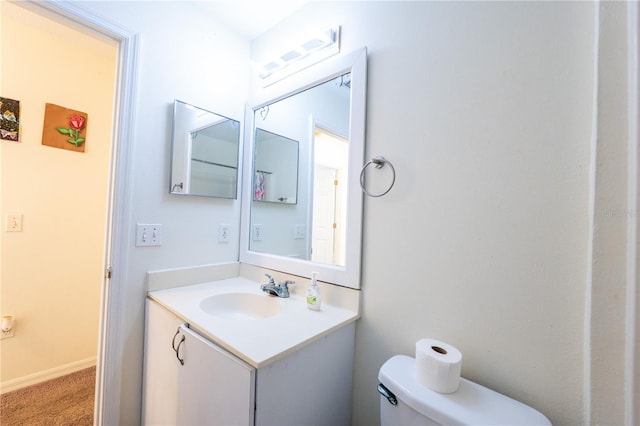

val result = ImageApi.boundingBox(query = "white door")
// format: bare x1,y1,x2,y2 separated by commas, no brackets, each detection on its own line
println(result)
176,325,255,426
311,127,348,266
312,165,338,264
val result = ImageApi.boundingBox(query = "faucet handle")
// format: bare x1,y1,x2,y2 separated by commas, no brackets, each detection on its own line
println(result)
276,280,295,298
264,273,275,285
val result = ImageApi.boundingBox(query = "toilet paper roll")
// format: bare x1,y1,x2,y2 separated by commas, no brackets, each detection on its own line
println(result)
415,338,462,394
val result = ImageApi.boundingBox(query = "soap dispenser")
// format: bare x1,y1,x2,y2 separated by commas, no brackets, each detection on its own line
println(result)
306,272,321,311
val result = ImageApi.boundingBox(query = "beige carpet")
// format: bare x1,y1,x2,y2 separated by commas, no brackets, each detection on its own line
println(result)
0,366,95,426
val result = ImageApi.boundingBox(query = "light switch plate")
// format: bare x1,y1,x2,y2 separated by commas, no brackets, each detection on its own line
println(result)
136,224,163,246
6,214,23,232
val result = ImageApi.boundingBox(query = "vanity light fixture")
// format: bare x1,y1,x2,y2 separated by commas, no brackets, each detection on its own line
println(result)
256,27,340,87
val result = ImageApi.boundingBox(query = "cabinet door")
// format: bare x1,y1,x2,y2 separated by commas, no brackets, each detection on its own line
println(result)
176,325,255,426
143,299,183,425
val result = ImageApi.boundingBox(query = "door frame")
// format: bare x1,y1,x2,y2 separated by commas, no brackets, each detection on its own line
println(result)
27,1,139,424
627,1,639,423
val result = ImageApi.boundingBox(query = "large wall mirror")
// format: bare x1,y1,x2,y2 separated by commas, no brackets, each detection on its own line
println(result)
240,48,367,289
170,100,241,198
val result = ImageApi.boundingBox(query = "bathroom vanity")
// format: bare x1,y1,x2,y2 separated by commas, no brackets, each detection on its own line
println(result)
142,271,359,426
143,46,368,426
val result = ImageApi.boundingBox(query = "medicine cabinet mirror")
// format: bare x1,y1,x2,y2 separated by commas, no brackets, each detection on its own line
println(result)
253,129,299,204
240,48,367,289
170,100,240,198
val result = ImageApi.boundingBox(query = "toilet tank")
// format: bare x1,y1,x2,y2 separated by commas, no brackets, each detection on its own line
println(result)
378,355,551,426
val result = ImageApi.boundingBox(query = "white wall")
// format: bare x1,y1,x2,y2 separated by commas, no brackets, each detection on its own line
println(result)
0,1,116,387
252,2,595,424
60,2,250,424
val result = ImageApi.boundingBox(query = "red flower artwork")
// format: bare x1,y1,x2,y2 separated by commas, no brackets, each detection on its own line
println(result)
57,114,86,146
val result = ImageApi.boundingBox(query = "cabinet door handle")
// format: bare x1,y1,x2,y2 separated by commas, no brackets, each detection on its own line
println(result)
172,327,182,351
175,335,185,366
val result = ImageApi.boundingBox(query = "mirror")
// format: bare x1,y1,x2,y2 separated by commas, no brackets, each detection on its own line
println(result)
170,100,240,198
240,48,367,289
253,129,299,204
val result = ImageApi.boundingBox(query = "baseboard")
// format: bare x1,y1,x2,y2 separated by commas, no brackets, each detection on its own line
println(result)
1,357,96,394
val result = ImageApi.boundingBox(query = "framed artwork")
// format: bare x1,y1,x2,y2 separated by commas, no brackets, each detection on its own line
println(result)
0,97,21,142
42,103,88,153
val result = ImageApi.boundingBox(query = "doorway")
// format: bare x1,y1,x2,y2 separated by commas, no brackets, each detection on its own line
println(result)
0,1,119,422
311,128,348,266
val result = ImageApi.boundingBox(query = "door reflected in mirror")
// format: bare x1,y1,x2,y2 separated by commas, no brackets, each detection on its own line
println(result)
311,128,348,266
170,100,240,198
249,74,351,265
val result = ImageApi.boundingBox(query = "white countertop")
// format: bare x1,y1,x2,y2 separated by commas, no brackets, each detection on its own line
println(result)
148,276,359,368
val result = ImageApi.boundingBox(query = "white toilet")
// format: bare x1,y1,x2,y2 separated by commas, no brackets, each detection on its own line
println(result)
378,355,551,425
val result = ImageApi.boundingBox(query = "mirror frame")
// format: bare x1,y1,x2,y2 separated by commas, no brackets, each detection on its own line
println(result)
240,47,367,289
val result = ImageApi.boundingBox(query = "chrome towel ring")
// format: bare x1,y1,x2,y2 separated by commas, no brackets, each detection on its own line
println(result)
360,156,396,197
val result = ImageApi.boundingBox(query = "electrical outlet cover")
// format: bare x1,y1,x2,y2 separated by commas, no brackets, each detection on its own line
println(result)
252,224,263,241
218,224,231,242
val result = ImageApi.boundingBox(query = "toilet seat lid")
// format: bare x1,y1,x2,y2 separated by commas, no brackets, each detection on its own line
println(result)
378,355,551,425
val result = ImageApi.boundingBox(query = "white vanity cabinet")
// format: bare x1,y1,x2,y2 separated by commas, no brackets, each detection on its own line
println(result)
143,296,356,426
142,299,255,425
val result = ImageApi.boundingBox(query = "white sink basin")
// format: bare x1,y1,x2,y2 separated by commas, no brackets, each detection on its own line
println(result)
149,276,360,367
200,292,282,320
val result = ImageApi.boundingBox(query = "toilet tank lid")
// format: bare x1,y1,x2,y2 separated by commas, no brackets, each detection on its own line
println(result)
378,355,551,426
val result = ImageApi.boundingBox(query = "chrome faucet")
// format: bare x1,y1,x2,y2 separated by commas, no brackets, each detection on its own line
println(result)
260,274,278,296
260,274,295,298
